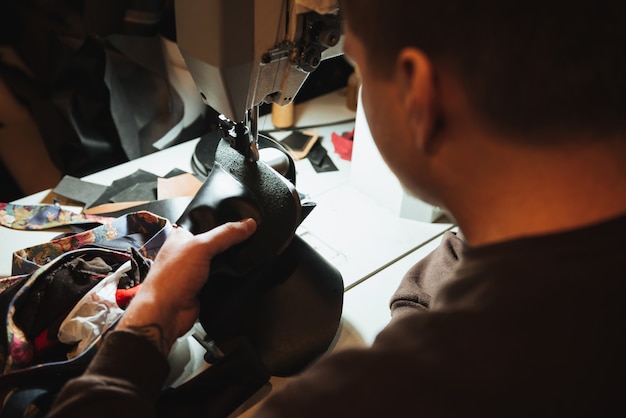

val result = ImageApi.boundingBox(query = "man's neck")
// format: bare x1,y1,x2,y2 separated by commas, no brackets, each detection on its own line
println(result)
444,134,626,247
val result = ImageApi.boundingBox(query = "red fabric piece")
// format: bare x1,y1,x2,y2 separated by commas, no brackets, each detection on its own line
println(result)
331,129,354,161
116,284,142,309
34,329,58,356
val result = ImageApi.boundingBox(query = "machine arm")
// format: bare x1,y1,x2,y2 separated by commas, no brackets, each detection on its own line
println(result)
175,0,342,161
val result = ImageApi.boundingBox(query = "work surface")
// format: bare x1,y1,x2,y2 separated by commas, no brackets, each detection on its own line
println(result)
0,90,454,345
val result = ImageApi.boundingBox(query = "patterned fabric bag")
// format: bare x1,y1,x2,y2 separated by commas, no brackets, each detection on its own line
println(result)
0,248,144,375
0,211,171,398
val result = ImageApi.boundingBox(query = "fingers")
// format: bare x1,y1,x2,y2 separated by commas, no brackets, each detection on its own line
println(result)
193,218,258,259
149,219,257,275
169,224,193,239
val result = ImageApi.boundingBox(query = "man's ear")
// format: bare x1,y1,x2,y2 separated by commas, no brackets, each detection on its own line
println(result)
396,48,439,153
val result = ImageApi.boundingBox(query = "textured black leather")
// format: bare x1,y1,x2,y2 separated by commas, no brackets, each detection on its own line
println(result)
177,139,302,278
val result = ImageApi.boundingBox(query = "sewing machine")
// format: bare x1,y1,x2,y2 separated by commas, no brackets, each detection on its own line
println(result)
174,0,343,162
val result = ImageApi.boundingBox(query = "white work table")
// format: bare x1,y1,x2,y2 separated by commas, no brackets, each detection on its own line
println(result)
0,90,454,345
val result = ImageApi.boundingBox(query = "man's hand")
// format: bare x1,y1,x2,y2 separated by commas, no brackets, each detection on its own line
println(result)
117,218,257,355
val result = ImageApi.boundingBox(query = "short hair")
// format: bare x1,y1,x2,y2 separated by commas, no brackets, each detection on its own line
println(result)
341,0,626,139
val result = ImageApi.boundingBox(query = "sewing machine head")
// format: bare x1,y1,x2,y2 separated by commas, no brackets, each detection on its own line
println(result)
175,0,343,161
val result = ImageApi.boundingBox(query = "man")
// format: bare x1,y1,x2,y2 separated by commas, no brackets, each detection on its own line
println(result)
47,0,626,416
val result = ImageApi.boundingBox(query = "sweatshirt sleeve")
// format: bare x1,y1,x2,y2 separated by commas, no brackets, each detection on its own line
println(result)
389,230,463,318
46,330,170,418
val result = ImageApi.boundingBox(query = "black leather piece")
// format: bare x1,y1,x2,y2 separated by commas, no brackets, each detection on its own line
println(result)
53,176,109,208
177,140,301,278
200,235,344,377
89,169,160,208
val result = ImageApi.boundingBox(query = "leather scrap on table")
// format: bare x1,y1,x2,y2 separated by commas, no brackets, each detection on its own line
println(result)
53,176,109,208
88,169,162,208
157,173,203,200
109,182,157,203
307,141,338,173
50,169,201,222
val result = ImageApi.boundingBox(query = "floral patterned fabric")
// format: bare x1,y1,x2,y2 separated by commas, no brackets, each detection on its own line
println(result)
0,203,114,230
11,211,170,277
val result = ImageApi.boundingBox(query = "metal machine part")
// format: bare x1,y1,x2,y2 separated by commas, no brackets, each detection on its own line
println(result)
175,0,342,161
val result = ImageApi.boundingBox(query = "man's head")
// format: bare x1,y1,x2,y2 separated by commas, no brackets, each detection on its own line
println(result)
341,0,626,138
341,0,626,245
